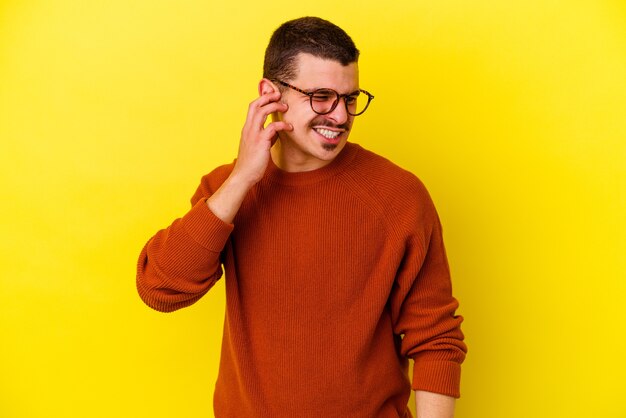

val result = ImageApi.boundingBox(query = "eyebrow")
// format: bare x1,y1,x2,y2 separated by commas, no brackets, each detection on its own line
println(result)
309,87,361,96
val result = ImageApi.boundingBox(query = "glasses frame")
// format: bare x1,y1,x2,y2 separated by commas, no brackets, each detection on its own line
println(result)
273,79,374,116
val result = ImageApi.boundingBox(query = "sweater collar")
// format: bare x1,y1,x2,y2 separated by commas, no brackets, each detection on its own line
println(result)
264,142,360,186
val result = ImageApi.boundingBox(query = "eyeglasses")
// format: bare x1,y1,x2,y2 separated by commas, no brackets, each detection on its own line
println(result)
273,79,374,116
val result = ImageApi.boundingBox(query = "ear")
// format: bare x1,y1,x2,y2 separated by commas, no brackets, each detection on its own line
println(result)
258,78,279,96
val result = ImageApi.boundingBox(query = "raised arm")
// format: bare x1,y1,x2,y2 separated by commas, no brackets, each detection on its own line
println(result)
207,87,292,223
136,85,292,312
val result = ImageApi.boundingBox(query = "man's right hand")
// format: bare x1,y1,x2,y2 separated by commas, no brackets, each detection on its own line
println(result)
233,90,293,186
206,89,293,224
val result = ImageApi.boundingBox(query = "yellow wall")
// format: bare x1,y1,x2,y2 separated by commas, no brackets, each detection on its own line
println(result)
1,1,624,417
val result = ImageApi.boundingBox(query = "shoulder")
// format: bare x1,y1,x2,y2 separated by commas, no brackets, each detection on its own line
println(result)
341,144,439,233
345,144,434,207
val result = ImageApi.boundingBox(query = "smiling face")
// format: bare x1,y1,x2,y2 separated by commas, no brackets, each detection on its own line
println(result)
271,53,359,172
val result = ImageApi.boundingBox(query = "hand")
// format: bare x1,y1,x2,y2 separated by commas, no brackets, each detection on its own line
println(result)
206,88,292,224
232,90,293,186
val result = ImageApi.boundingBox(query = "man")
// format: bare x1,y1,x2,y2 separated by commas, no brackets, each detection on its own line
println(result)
137,16,466,418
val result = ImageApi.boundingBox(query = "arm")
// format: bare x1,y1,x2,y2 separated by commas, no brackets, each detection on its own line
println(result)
136,84,292,312
415,390,455,418
207,85,292,224
390,182,467,397
136,197,234,312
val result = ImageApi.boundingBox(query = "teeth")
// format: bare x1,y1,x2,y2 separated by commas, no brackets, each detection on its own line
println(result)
316,128,340,139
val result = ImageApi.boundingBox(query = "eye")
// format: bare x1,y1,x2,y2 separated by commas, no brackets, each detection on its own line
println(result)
345,95,359,105
311,89,336,102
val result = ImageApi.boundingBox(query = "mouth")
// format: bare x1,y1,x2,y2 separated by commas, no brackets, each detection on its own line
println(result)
314,127,342,141
309,117,351,146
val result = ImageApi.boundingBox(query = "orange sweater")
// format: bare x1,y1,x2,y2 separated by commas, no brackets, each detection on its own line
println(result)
137,143,466,418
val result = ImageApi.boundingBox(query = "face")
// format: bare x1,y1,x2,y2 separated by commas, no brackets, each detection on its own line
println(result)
272,53,359,172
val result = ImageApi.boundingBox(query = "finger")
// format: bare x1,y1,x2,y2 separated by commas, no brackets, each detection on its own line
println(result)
260,121,293,141
267,122,293,146
244,95,285,129
246,91,282,118
250,101,289,130
251,90,281,107
268,121,293,132
243,92,279,128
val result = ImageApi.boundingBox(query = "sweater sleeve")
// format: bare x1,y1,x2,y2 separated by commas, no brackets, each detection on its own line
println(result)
390,187,467,398
136,167,234,312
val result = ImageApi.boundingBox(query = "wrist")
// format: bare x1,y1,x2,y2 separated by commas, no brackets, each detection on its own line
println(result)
230,165,263,189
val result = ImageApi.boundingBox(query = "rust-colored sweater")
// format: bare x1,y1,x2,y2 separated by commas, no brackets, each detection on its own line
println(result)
137,143,466,418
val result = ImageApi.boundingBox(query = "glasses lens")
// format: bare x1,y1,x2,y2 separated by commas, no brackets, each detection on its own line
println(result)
310,89,371,115
310,89,338,114
345,92,369,116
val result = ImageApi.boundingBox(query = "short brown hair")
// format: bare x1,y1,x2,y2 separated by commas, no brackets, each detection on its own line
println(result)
263,17,360,82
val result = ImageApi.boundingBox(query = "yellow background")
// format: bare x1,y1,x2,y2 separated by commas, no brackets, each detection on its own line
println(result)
1,0,625,417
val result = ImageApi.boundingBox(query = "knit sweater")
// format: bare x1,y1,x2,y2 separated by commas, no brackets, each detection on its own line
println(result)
137,142,466,418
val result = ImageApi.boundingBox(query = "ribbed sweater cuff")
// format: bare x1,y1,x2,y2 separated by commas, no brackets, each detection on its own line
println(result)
181,198,234,252
411,359,462,398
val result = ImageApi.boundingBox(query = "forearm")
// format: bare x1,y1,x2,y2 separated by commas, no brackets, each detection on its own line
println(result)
137,199,233,312
415,391,455,418
206,170,255,224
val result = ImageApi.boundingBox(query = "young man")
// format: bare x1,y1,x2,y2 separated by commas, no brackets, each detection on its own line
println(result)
137,17,466,418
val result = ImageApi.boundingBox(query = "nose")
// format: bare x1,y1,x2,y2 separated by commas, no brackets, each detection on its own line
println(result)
326,97,350,125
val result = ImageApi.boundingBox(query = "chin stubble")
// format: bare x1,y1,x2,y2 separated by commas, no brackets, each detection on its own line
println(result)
321,142,338,151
